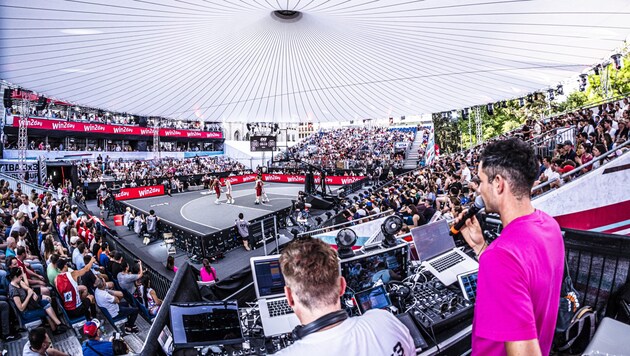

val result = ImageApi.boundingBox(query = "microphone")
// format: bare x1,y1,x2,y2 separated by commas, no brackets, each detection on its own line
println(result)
450,195,485,235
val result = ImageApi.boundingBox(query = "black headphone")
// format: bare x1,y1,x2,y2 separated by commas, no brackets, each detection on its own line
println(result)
291,310,348,340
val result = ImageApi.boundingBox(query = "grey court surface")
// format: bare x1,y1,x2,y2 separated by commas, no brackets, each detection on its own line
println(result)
121,182,303,235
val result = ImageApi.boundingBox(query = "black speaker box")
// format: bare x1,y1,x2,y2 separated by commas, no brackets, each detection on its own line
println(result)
35,96,47,111
3,89,12,108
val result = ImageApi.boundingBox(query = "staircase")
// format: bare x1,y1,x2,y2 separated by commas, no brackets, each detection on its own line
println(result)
402,135,423,169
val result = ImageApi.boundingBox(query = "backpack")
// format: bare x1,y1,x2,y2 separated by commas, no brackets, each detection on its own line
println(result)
554,306,596,354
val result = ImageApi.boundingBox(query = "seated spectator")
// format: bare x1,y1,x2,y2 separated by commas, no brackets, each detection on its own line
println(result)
200,258,217,283
15,246,46,283
82,319,114,356
134,276,162,317
72,241,88,270
47,253,61,286
117,260,143,295
8,267,68,335
6,255,50,296
22,327,68,356
55,256,97,321
94,277,140,333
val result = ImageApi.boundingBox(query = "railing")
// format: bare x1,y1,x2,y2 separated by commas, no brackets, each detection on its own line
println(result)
298,209,395,239
0,172,57,198
532,138,630,194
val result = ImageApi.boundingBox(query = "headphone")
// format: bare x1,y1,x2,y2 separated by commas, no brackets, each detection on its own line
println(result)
291,310,348,340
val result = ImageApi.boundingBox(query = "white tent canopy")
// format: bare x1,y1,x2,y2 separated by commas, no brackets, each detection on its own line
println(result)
1,0,629,123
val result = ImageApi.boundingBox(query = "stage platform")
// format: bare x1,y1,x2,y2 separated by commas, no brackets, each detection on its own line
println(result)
120,182,303,235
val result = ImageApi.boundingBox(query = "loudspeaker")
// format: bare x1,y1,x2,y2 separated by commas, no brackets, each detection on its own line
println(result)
138,116,148,127
305,194,335,210
137,141,147,151
3,89,12,108
35,96,47,111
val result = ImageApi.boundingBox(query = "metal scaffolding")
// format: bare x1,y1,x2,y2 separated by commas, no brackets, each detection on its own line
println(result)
152,118,160,158
474,106,483,145
18,92,30,180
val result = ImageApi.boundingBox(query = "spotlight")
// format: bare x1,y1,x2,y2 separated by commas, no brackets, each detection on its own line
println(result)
501,101,508,108
274,123,279,132
246,123,252,132
578,74,588,92
315,217,323,225
593,64,602,75
290,228,300,240
325,211,333,219
381,215,404,248
462,108,469,119
519,98,525,107
336,228,357,259
556,85,564,96
611,54,623,70
547,89,555,101
486,103,494,116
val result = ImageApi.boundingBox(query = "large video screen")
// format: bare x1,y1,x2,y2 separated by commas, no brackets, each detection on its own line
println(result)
250,135,277,152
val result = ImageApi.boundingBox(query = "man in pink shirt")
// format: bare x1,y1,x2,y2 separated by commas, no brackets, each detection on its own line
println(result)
457,138,564,356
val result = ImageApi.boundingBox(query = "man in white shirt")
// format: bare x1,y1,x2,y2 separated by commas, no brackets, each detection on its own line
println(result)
18,194,38,222
276,238,415,356
93,277,139,333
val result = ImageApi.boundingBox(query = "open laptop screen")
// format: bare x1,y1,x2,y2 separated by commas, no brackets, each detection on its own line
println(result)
170,301,244,348
410,219,454,261
340,243,409,294
253,257,287,298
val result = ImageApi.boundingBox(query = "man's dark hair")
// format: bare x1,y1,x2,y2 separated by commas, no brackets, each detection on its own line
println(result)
149,210,155,215
50,253,60,265
238,213,244,219
28,327,47,349
16,246,26,256
77,242,86,254
480,138,538,199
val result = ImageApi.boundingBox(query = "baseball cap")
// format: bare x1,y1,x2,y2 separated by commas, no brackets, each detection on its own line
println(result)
83,319,101,337
560,165,575,174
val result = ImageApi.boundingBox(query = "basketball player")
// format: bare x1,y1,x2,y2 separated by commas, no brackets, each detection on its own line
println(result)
210,177,222,205
254,175,263,205
225,179,234,204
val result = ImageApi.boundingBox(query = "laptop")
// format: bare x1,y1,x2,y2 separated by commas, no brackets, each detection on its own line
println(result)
411,219,478,286
353,284,392,315
250,255,301,336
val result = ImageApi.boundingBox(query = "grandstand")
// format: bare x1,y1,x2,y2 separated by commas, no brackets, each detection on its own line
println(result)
1,1,630,356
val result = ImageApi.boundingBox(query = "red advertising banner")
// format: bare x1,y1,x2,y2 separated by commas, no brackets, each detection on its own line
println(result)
220,174,364,186
12,117,222,139
114,185,165,200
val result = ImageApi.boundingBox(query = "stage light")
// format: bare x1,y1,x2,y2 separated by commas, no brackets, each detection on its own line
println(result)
502,101,508,108
315,217,323,225
547,89,555,101
556,85,564,96
578,74,588,92
246,123,252,132
325,211,333,219
527,94,534,103
611,54,623,70
486,103,494,116
381,215,404,248
519,98,525,107
274,123,279,132
593,64,602,75
291,228,300,240
336,228,357,259
462,108,469,119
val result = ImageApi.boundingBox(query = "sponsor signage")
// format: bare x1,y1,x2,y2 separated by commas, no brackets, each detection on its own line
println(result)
250,135,277,152
114,185,165,200
12,117,223,139
220,174,364,186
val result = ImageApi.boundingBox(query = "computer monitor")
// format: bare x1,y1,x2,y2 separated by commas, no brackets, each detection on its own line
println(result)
340,243,409,295
169,301,244,348
410,219,453,261
353,284,392,314
251,255,287,299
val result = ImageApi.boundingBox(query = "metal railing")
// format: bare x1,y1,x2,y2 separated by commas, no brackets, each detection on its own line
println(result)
0,172,57,199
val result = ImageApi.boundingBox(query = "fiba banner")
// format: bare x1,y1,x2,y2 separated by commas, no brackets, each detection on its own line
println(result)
115,185,164,201
11,117,222,139
250,135,277,152
221,174,364,186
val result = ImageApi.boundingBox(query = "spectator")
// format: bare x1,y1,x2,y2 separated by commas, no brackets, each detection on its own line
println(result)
82,319,115,356
135,276,162,317
117,260,143,295
200,258,217,283
55,256,97,321
22,327,68,356
166,255,178,273
94,276,140,334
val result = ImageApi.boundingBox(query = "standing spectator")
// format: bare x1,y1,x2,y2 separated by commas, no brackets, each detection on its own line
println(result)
235,212,252,251
55,257,97,321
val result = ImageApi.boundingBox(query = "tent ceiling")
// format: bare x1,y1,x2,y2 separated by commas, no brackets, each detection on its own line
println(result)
1,0,629,123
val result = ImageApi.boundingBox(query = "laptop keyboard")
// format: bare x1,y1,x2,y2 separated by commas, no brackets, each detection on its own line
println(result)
267,299,294,317
430,252,464,272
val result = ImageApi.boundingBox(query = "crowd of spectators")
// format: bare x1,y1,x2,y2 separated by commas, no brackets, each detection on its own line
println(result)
6,104,222,132
277,127,416,173
0,180,160,351
338,97,629,231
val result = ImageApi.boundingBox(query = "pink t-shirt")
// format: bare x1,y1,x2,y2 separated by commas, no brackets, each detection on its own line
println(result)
472,209,564,356
200,267,217,282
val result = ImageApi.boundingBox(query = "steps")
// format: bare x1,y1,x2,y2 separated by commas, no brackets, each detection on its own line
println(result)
403,134,424,169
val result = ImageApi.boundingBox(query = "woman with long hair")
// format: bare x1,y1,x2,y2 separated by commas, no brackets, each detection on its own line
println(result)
591,143,608,170
136,276,162,317
200,258,217,283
